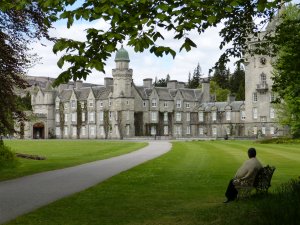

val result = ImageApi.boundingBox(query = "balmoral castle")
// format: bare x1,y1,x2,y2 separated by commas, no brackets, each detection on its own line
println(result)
23,29,287,139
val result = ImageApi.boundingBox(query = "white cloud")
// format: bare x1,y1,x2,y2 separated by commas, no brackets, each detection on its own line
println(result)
27,19,236,86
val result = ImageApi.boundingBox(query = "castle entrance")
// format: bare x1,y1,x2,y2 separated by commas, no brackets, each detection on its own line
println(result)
33,122,45,139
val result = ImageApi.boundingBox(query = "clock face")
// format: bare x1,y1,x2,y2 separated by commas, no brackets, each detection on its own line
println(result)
260,57,266,65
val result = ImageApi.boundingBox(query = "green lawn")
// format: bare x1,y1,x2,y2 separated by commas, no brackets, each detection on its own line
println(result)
4,140,300,225
1,140,147,181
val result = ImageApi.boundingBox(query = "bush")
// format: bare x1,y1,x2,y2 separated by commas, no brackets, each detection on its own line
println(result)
257,137,300,144
0,140,17,169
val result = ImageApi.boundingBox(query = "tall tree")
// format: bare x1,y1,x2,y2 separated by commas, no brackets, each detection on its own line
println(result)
229,64,245,100
0,2,51,135
211,63,230,90
3,0,286,84
271,4,300,138
154,74,171,87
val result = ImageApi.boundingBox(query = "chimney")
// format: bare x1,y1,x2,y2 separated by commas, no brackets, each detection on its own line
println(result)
58,83,69,93
143,78,153,88
167,80,178,89
177,82,185,89
104,77,113,87
227,94,236,103
75,80,83,89
201,82,210,102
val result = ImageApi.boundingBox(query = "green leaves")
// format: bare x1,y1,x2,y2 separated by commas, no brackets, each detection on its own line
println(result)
180,38,197,52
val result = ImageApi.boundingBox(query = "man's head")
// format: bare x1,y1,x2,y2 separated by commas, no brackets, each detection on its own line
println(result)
248,148,256,158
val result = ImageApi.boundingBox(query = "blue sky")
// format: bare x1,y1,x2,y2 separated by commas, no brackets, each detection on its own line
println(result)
28,1,299,86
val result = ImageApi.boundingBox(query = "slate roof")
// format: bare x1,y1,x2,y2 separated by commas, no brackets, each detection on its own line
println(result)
58,89,73,102
199,101,244,112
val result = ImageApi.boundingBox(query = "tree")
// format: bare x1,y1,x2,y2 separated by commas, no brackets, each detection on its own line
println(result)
3,0,286,85
229,64,245,100
211,63,230,90
271,4,300,138
187,63,202,89
154,74,171,87
210,80,230,102
0,1,51,136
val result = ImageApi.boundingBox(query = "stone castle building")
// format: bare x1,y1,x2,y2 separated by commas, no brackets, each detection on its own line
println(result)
24,41,286,139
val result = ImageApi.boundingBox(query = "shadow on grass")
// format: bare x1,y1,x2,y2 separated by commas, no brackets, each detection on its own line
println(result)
197,178,300,225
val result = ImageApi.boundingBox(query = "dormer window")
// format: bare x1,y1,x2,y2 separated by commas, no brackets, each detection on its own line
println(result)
151,98,157,107
71,100,76,108
212,111,217,121
186,102,190,108
55,101,59,110
226,111,231,121
89,100,93,107
176,100,181,108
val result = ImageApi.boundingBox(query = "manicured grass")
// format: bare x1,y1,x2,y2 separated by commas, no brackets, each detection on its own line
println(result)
5,140,300,225
0,140,147,181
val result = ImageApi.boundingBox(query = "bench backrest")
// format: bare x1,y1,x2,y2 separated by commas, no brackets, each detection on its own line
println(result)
253,165,276,191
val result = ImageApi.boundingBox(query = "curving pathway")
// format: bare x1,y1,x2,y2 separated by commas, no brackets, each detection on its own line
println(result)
0,141,172,224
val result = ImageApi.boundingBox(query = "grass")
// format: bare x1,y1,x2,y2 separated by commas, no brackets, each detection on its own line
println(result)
4,140,300,225
0,140,147,181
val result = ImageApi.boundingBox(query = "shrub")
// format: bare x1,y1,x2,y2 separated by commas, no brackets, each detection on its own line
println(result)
0,140,17,169
257,137,300,144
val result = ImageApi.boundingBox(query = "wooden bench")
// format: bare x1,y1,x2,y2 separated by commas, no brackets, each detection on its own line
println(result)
234,165,276,199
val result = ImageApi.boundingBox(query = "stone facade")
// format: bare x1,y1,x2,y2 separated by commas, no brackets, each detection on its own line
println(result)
24,44,285,139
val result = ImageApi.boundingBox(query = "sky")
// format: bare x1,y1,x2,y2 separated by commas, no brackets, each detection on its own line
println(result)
27,1,299,86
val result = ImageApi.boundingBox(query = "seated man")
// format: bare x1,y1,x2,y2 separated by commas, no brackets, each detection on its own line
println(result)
223,147,263,203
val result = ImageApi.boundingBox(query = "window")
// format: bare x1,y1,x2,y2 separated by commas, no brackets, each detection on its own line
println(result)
260,116,267,122
253,127,258,135
64,127,68,136
143,101,146,107
56,113,60,122
89,100,93,107
99,101,103,107
126,111,130,121
99,126,104,135
253,108,258,119
109,111,113,121
151,98,157,107
151,126,156,135
262,127,266,135
199,127,204,135
64,103,68,110
65,114,68,122
226,111,231,121
81,102,84,109
99,111,103,121
164,101,168,107
176,100,181,108
56,127,60,136
212,127,217,136
176,112,181,122
90,126,95,136
109,99,112,106
115,111,118,121
260,73,267,84
126,100,129,105
252,92,258,102
81,126,86,136
270,92,275,102
89,112,95,122
72,127,77,136
270,127,275,135
164,112,168,122
55,102,59,110
164,126,168,135
199,112,204,122
82,112,85,122
186,112,190,122
241,110,246,120
71,113,76,122
175,125,181,135
151,111,157,122
226,127,230,135
186,102,190,108
212,111,217,121
186,126,191,135
270,108,275,119
71,100,76,108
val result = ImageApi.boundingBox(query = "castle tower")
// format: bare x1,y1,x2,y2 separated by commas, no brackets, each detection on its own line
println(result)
112,46,133,98
111,46,134,138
